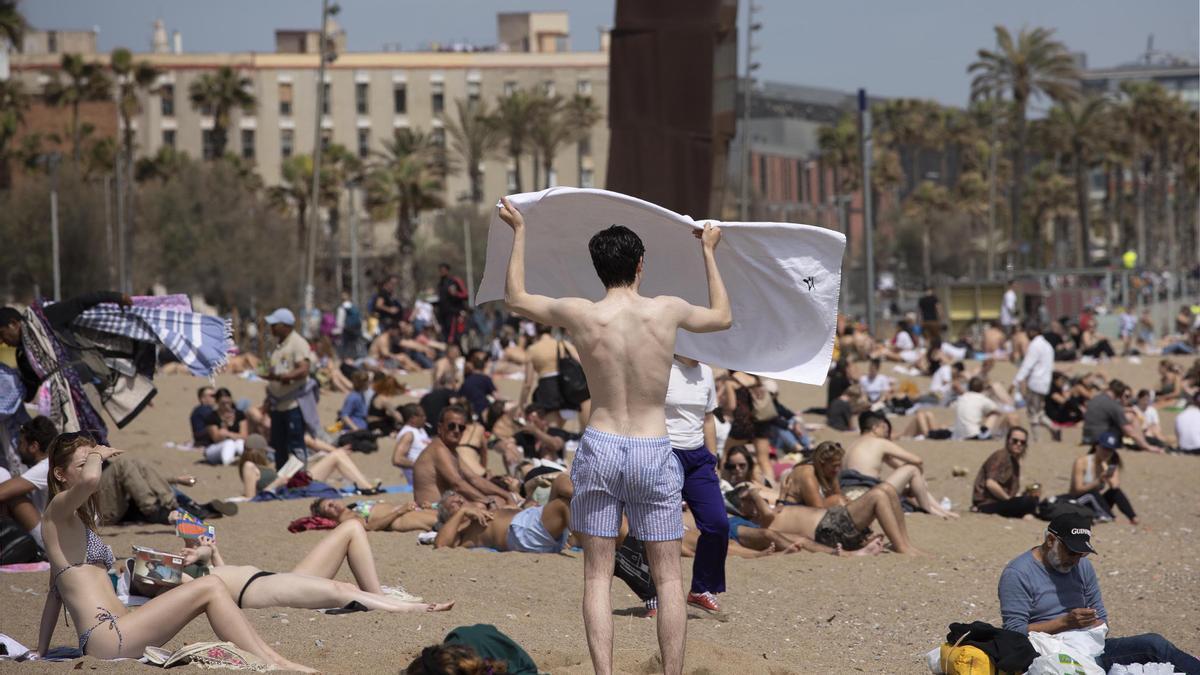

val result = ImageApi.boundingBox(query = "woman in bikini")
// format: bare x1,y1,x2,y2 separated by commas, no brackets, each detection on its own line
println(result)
311,496,439,532
237,441,382,498
178,521,453,613
779,441,848,508
36,433,313,671
719,373,776,486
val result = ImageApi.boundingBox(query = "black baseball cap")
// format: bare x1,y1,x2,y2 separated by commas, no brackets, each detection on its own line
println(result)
1048,513,1097,554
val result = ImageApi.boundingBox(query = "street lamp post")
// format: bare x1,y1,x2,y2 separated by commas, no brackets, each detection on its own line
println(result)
47,154,62,301
738,2,761,221
858,89,876,337
302,0,338,335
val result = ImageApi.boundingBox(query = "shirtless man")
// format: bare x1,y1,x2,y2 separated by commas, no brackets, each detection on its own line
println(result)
433,473,573,553
739,482,920,554
843,412,957,519
411,405,516,507
498,196,731,675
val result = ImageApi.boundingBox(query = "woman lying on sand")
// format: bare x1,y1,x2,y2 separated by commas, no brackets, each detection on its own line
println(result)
311,496,439,532
37,434,313,671
236,438,383,498
179,520,453,613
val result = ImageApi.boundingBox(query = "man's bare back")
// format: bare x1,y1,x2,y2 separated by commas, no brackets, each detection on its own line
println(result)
843,436,895,477
410,441,445,505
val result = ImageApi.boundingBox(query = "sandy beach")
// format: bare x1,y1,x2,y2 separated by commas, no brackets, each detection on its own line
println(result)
2,356,1198,673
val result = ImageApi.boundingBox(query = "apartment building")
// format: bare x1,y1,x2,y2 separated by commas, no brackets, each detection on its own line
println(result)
10,12,609,200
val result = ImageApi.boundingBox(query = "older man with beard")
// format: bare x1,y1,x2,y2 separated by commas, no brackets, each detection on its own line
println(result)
998,513,1200,673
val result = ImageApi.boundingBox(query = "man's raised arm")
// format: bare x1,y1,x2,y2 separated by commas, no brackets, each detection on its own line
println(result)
498,196,583,327
673,222,732,333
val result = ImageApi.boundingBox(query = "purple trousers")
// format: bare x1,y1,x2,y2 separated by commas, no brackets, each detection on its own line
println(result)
673,446,729,594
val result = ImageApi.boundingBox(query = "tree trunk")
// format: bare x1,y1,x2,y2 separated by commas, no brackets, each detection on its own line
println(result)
543,155,554,189
1072,147,1088,268
1156,140,1171,270
921,225,931,283
1134,157,1146,265
1011,101,1027,270
510,149,522,193
395,208,417,306
531,148,541,191
71,99,82,163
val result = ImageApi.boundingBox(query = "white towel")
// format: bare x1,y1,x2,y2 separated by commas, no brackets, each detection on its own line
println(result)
475,187,846,384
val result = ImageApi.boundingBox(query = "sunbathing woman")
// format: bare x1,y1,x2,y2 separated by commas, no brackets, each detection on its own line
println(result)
237,438,382,498
312,496,438,532
36,434,313,671
179,521,453,613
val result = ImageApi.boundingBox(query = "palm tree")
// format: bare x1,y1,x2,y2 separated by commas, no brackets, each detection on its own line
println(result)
188,66,255,159
444,98,500,204
489,90,536,193
1025,161,1075,268
0,78,29,187
110,48,160,176
42,53,112,163
969,25,1078,268
877,98,943,192
818,114,861,196
1042,96,1107,267
0,0,26,48
135,145,188,183
903,180,952,282
268,154,318,249
367,128,446,303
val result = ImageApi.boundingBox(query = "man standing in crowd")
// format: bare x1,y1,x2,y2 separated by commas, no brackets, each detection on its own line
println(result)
372,274,404,331
998,513,1200,673
917,286,943,343
1012,321,1059,442
437,263,470,345
1001,281,1019,336
971,427,1039,519
263,308,313,470
498,196,731,675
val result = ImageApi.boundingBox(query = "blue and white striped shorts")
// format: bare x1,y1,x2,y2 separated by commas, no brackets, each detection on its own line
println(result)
569,427,684,541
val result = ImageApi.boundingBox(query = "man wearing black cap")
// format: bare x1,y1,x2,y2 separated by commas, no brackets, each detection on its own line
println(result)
999,513,1200,673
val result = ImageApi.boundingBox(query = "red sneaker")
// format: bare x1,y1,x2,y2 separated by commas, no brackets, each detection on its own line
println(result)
687,591,720,612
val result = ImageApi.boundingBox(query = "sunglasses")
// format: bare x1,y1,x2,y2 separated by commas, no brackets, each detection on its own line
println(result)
724,462,748,470
443,422,467,432
1009,438,1028,446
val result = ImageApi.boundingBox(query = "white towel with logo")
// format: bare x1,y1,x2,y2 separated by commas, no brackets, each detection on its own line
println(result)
475,187,846,384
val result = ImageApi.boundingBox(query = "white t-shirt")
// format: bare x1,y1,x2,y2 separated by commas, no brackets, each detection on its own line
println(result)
929,365,954,399
953,391,998,439
1175,406,1200,451
664,361,717,449
13,458,49,512
859,373,893,403
397,424,431,484
1001,289,1018,327
892,331,915,351
1140,405,1160,430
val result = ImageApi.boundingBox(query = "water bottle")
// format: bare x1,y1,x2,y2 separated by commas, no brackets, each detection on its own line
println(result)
940,496,953,511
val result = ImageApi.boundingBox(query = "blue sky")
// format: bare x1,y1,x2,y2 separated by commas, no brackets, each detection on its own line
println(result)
24,0,1200,106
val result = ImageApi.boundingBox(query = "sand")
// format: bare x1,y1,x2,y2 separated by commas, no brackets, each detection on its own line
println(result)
2,356,1198,673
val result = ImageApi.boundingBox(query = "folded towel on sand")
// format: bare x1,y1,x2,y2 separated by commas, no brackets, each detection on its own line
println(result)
476,187,845,384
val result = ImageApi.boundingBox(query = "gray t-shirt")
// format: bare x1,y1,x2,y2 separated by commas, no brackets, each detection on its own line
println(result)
998,549,1107,634
1081,393,1126,445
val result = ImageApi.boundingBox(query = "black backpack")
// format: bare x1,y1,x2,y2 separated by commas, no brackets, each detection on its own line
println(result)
556,340,590,407
0,517,44,565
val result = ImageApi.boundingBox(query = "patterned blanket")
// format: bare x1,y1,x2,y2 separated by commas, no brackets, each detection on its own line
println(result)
73,299,232,376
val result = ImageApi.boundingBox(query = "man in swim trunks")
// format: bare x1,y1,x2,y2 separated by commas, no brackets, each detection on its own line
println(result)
498,196,732,675
433,474,573,553
411,405,517,508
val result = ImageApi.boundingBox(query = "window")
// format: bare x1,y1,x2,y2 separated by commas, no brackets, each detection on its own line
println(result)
279,83,293,116
160,84,175,117
281,129,294,158
162,129,176,149
321,83,331,115
393,83,407,113
580,168,594,189
321,128,332,152
201,129,216,160
576,79,591,96
578,135,591,157
503,80,517,97
241,129,255,160
355,82,369,115
467,81,481,109
431,82,444,115
357,128,370,158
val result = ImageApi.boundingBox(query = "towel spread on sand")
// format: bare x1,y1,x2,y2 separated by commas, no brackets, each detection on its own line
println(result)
475,188,845,384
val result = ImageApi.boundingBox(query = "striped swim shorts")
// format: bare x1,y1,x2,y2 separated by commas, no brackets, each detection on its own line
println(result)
569,427,684,541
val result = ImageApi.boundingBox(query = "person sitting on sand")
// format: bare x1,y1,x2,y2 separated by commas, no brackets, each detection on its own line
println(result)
997,513,1200,672
311,496,439,533
778,441,847,508
735,480,915,554
202,388,249,466
432,474,572,553
841,412,957,518
1066,431,1137,525
178,522,452,613
826,384,865,432
237,434,382,498
953,376,1019,441
970,427,1039,519
392,404,432,485
36,433,313,671
719,446,779,505
411,405,518,508
337,371,372,432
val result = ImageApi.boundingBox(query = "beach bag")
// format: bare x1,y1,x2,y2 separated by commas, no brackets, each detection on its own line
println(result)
342,304,363,336
336,429,378,454
557,341,590,407
613,536,657,602
0,518,44,565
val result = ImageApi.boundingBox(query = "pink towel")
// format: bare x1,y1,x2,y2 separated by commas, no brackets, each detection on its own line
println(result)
0,561,50,573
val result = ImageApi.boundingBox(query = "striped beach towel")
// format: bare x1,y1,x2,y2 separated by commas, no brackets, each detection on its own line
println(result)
73,299,232,377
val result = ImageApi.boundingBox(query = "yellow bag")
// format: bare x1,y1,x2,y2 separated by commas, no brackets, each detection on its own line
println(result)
939,643,995,675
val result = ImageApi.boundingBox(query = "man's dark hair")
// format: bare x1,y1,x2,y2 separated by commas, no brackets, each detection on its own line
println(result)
968,376,985,393
588,225,644,288
952,362,965,373
196,386,213,402
1023,320,1041,335
438,262,450,272
858,411,887,434
524,403,548,418
19,416,59,452
1005,426,1029,443
0,307,21,327
869,357,881,368
535,323,553,336
1109,379,1129,398
439,404,468,424
214,387,233,400
400,403,424,423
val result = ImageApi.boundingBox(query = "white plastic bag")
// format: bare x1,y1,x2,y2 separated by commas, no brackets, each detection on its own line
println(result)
924,646,943,674
1027,624,1108,675
1107,664,1183,675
